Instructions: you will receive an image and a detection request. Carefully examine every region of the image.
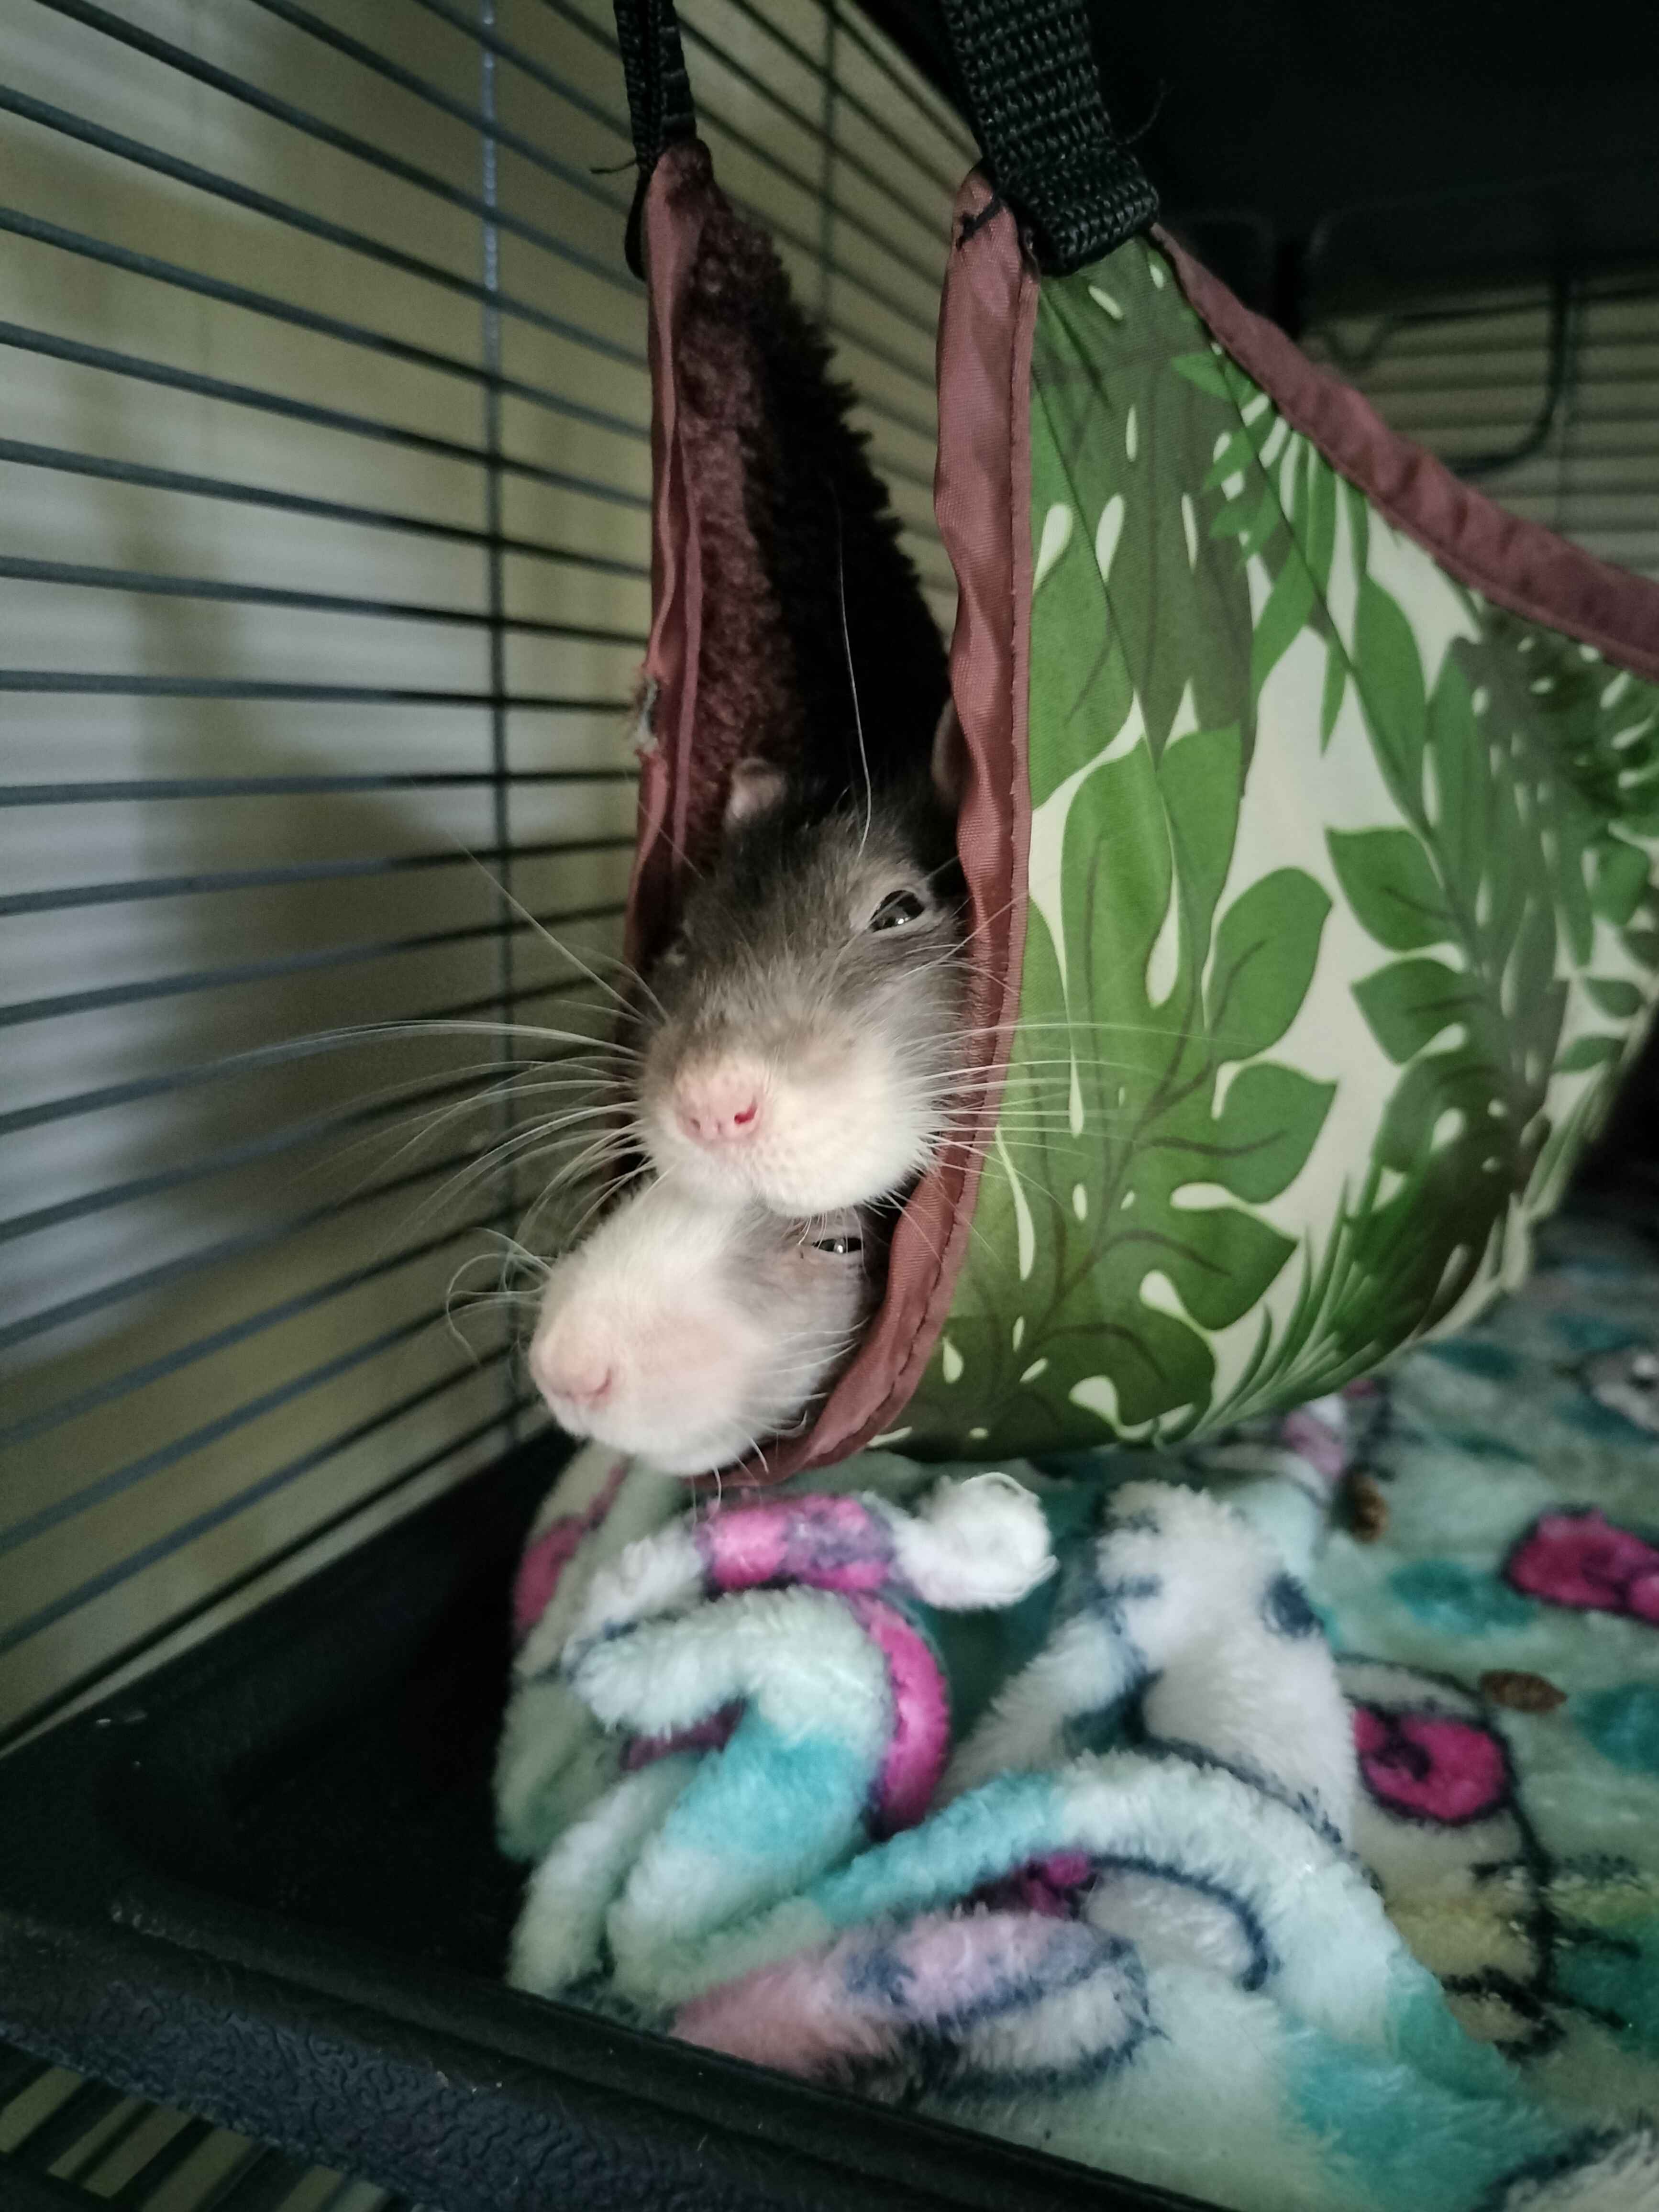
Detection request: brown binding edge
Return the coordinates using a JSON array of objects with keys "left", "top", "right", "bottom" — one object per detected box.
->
[
  {"left": 1157, "top": 227, "right": 1659, "bottom": 685},
  {"left": 624, "top": 142, "right": 712, "bottom": 976}
]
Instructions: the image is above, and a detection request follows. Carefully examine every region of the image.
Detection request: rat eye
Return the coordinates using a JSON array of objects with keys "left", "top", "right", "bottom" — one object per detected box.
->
[
  {"left": 811, "top": 1235, "right": 863, "bottom": 1255},
  {"left": 868, "top": 889, "right": 925, "bottom": 932}
]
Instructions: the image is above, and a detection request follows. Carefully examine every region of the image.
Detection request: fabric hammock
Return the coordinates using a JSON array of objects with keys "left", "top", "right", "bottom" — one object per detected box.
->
[{"left": 611, "top": 0, "right": 1659, "bottom": 1484}]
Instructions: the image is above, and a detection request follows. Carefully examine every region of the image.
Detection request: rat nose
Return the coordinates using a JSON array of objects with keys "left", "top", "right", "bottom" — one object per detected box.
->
[
  {"left": 533, "top": 1344, "right": 614, "bottom": 1414},
  {"left": 673, "top": 1064, "right": 765, "bottom": 1147}
]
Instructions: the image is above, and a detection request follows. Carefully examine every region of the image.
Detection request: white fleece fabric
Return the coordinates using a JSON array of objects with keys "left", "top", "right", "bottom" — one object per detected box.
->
[{"left": 497, "top": 1198, "right": 1659, "bottom": 2212}]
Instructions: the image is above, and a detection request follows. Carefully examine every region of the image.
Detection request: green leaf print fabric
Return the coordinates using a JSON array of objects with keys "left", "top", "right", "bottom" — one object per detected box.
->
[{"left": 897, "top": 238, "right": 1659, "bottom": 1460}]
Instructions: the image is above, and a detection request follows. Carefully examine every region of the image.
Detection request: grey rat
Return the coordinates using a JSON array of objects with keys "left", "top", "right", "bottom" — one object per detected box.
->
[
  {"left": 633, "top": 711, "right": 970, "bottom": 1218},
  {"left": 528, "top": 1175, "right": 883, "bottom": 1475}
]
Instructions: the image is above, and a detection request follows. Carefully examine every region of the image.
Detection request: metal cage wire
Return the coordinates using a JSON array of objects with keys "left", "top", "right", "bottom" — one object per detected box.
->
[
  {"left": 0, "top": 2040, "right": 409, "bottom": 2210},
  {"left": 0, "top": 0, "right": 971, "bottom": 1753},
  {"left": 1304, "top": 275, "right": 1659, "bottom": 580},
  {"left": 5, "top": 0, "right": 1655, "bottom": 1763}
]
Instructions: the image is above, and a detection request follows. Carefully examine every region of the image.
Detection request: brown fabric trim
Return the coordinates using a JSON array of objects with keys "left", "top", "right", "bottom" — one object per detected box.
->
[
  {"left": 1156, "top": 228, "right": 1659, "bottom": 685},
  {"left": 625, "top": 142, "right": 715, "bottom": 973},
  {"left": 747, "top": 178, "right": 1039, "bottom": 1484}
]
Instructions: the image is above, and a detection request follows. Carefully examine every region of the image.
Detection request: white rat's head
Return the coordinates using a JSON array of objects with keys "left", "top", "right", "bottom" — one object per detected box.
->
[
  {"left": 526, "top": 1178, "right": 879, "bottom": 1474},
  {"left": 635, "top": 745, "right": 967, "bottom": 1217}
]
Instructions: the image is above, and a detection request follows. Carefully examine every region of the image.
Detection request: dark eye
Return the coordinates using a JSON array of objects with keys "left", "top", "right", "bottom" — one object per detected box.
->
[
  {"left": 812, "top": 1235, "right": 863, "bottom": 1255},
  {"left": 868, "top": 889, "right": 925, "bottom": 932}
]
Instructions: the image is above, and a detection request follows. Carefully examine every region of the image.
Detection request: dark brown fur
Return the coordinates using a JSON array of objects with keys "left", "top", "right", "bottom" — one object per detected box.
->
[{"left": 668, "top": 149, "right": 950, "bottom": 877}]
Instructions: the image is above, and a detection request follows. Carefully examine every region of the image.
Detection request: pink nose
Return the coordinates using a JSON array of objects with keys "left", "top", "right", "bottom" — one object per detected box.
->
[
  {"left": 674, "top": 1067, "right": 764, "bottom": 1147},
  {"left": 539, "top": 1354, "right": 613, "bottom": 1412}
]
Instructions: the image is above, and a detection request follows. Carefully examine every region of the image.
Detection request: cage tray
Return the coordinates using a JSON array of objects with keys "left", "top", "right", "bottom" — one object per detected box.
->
[{"left": 0, "top": 1443, "right": 1197, "bottom": 2212}]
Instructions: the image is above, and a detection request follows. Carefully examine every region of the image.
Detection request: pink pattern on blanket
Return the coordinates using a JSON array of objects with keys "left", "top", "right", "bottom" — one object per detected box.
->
[
  {"left": 675, "top": 1911, "right": 1101, "bottom": 2077},
  {"left": 979, "top": 1850, "right": 1096, "bottom": 1918},
  {"left": 1505, "top": 1508, "right": 1659, "bottom": 1625},
  {"left": 511, "top": 1458, "right": 629, "bottom": 1644},
  {"left": 845, "top": 1594, "right": 951, "bottom": 1835},
  {"left": 687, "top": 1500, "right": 948, "bottom": 1834},
  {"left": 696, "top": 1494, "right": 894, "bottom": 1595},
  {"left": 1353, "top": 1705, "right": 1509, "bottom": 1825},
  {"left": 622, "top": 1702, "right": 742, "bottom": 1771},
  {"left": 1278, "top": 1405, "right": 1350, "bottom": 1482}
]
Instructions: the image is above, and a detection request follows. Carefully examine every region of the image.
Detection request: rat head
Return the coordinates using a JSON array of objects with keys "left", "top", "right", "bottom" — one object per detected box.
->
[
  {"left": 636, "top": 735, "right": 967, "bottom": 1217},
  {"left": 527, "top": 1178, "right": 880, "bottom": 1475}
]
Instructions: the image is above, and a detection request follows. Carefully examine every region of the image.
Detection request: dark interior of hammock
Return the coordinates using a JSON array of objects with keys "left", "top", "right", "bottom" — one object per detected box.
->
[{"left": 624, "top": 144, "right": 950, "bottom": 960}]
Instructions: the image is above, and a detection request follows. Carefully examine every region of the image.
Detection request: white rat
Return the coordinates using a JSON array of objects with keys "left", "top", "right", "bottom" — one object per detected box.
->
[
  {"left": 527, "top": 1175, "right": 881, "bottom": 1475},
  {"left": 633, "top": 717, "right": 969, "bottom": 1218}
]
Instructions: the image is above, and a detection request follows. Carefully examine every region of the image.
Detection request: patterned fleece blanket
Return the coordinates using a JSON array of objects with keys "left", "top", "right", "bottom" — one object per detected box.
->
[{"left": 496, "top": 1196, "right": 1659, "bottom": 2212}]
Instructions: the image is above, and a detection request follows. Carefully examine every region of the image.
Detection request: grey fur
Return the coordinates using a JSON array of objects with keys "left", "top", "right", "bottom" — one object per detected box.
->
[{"left": 635, "top": 777, "right": 968, "bottom": 1215}]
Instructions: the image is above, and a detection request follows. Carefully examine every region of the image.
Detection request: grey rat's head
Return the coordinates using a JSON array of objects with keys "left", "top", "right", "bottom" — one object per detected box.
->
[{"left": 636, "top": 762, "right": 967, "bottom": 1216}]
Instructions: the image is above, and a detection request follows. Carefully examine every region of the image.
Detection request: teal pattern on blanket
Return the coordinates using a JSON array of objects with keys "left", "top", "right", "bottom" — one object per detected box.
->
[
  {"left": 1314, "top": 1192, "right": 1659, "bottom": 2093},
  {"left": 1573, "top": 1681, "right": 1659, "bottom": 1775},
  {"left": 1286, "top": 2022, "right": 1564, "bottom": 2212},
  {"left": 498, "top": 1187, "right": 1659, "bottom": 2212},
  {"left": 498, "top": 1360, "right": 1659, "bottom": 2212},
  {"left": 900, "top": 235, "right": 1659, "bottom": 1457}
]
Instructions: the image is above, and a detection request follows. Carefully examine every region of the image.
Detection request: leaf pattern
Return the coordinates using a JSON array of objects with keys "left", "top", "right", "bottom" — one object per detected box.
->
[{"left": 895, "top": 236, "right": 1659, "bottom": 1460}]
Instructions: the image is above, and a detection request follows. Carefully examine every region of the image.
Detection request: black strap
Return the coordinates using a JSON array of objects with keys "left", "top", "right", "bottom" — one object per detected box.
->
[
  {"left": 609, "top": 0, "right": 1154, "bottom": 281},
  {"left": 613, "top": 0, "right": 697, "bottom": 276},
  {"left": 937, "top": 0, "right": 1157, "bottom": 273}
]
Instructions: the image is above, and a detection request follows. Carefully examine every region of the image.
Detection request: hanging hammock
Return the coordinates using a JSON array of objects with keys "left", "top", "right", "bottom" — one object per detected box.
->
[{"left": 611, "top": 0, "right": 1659, "bottom": 1483}]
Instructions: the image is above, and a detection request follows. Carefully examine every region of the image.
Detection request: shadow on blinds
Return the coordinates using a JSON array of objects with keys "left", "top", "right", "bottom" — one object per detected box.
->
[{"left": 0, "top": 0, "right": 965, "bottom": 1750}]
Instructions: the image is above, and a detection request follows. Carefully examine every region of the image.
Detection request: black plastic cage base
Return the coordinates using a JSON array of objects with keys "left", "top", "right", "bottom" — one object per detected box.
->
[{"left": 0, "top": 1444, "right": 1199, "bottom": 2212}]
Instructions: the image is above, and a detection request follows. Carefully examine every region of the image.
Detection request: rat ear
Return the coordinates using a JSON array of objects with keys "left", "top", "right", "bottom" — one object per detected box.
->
[
  {"left": 723, "top": 756, "right": 787, "bottom": 831},
  {"left": 930, "top": 697, "right": 968, "bottom": 816}
]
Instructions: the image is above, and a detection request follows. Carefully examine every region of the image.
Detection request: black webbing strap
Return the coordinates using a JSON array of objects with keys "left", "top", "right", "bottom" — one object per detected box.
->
[
  {"left": 936, "top": 0, "right": 1157, "bottom": 273},
  {"left": 609, "top": 0, "right": 1154, "bottom": 280},
  {"left": 613, "top": 0, "right": 697, "bottom": 275}
]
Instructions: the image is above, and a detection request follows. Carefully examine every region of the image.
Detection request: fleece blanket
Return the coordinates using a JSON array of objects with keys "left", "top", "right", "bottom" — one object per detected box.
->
[{"left": 496, "top": 1196, "right": 1659, "bottom": 2212}]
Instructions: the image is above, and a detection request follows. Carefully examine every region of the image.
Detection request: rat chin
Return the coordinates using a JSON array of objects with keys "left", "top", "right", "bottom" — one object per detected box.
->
[{"left": 554, "top": 1403, "right": 777, "bottom": 1478}]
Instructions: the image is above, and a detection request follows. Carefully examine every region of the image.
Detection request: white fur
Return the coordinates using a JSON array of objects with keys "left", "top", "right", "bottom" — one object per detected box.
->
[
  {"left": 527, "top": 1179, "right": 867, "bottom": 1474},
  {"left": 883, "top": 1474, "right": 1056, "bottom": 1609},
  {"left": 646, "top": 1035, "right": 933, "bottom": 1217}
]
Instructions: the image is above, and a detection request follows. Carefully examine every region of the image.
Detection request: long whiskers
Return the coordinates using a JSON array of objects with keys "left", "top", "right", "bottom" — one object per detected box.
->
[{"left": 830, "top": 483, "right": 874, "bottom": 858}]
